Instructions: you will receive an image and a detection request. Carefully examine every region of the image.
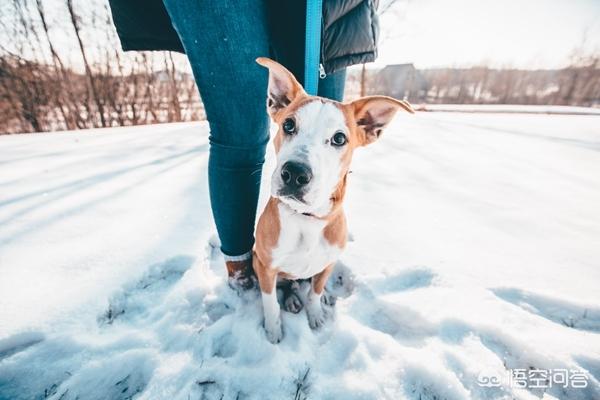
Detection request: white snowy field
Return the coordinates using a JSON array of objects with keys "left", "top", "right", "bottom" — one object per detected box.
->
[
  {"left": 0, "top": 112, "right": 599, "bottom": 400},
  {"left": 419, "top": 104, "right": 600, "bottom": 115}
]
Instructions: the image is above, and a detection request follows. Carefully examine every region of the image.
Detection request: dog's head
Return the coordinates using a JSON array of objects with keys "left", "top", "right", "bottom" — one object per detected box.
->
[{"left": 257, "top": 58, "right": 414, "bottom": 217}]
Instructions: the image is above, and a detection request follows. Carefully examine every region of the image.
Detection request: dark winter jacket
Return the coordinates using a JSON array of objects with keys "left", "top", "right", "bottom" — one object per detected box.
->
[{"left": 108, "top": 0, "right": 379, "bottom": 75}]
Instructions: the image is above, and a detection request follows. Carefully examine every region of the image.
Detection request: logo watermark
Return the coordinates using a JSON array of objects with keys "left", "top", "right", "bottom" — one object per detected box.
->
[{"left": 477, "top": 368, "right": 589, "bottom": 389}]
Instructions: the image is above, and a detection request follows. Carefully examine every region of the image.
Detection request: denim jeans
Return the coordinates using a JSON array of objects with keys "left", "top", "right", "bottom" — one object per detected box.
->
[{"left": 163, "top": 0, "right": 346, "bottom": 257}]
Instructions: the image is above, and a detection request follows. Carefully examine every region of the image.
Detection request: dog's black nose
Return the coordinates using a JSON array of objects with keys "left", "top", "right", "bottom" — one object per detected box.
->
[{"left": 281, "top": 161, "right": 312, "bottom": 188}]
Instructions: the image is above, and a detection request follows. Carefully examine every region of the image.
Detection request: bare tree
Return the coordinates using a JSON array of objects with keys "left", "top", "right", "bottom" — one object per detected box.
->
[{"left": 66, "top": 0, "right": 107, "bottom": 128}]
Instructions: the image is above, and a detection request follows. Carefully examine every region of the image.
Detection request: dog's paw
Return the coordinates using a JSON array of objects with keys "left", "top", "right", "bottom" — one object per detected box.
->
[
  {"left": 308, "top": 310, "right": 326, "bottom": 330},
  {"left": 307, "top": 303, "right": 326, "bottom": 330},
  {"left": 265, "top": 319, "right": 283, "bottom": 344},
  {"left": 321, "top": 291, "right": 337, "bottom": 307},
  {"left": 284, "top": 291, "right": 304, "bottom": 314}
]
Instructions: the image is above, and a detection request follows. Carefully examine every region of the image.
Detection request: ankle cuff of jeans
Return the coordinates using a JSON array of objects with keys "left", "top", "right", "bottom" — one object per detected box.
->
[{"left": 223, "top": 250, "right": 252, "bottom": 262}]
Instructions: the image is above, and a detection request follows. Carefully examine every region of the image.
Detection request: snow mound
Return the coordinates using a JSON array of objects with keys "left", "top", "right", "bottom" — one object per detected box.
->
[
  {"left": 1, "top": 246, "right": 599, "bottom": 399},
  {"left": 0, "top": 245, "right": 410, "bottom": 400}
]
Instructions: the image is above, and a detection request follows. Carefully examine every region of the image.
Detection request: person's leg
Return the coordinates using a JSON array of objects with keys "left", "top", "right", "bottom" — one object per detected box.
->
[
  {"left": 162, "top": 1, "right": 270, "bottom": 265},
  {"left": 317, "top": 69, "right": 347, "bottom": 101}
]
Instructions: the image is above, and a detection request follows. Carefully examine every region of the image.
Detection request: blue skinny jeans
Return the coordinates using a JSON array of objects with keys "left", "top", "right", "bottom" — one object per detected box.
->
[{"left": 163, "top": 0, "right": 346, "bottom": 257}]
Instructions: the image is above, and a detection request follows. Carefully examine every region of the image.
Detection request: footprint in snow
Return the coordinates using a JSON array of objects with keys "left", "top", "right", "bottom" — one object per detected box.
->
[
  {"left": 402, "top": 363, "right": 468, "bottom": 400},
  {"left": 0, "top": 331, "right": 45, "bottom": 361},
  {"left": 351, "top": 296, "right": 437, "bottom": 346},
  {"left": 491, "top": 287, "right": 600, "bottom": 333},
  {"left": 443, "top": 352, "right": 508, "bottom": 400},
  {"left": 98, "top": 255, "right": 195, "bottom": 325},
  {"left": 0, "top": 333, "right": 157, "bottom": 400},
  {"left": 574, "top": 355, "right": 600, "bottom": 385},
  {"left": 41, "top": 349, "right": 155, "bottom": 400},
  {"left": 348, "top": 267, "right": 437, "bottom": 345},
  {"left": 369, "top": 266, "right": 436, "bottom": 295},
  {"left": 439, "top": 320, "right": 600, "bottom": 400}
]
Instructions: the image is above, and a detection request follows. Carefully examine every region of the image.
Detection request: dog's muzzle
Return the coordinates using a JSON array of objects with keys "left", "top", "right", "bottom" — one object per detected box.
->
[{"left": 278, "top": 161, "right": 312, "bottom": 201}]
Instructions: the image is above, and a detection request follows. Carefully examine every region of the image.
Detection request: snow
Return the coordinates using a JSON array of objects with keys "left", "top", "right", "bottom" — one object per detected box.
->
[
  {"left": 1, "top": 112, "right": 600, "bottom": 399},
  {"left": 418, "top": 104, "right": 600, "bottom": 115}
]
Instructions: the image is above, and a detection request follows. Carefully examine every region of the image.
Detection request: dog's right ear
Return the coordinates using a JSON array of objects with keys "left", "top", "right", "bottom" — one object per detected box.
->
[{"left": 256, "top": 57, "right": 305, "bottom": 117}]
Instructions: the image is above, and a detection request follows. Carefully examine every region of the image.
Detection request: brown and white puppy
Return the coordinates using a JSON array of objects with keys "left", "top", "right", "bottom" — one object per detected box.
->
[{"left": 254, "top": 58, "right": 414, "bottom": 343}]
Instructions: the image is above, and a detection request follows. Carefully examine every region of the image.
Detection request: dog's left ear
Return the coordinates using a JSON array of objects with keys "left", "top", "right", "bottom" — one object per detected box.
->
[
  {"left": 256, "top": 57, "right": 305, "bottom": 117},
  {"left": 349, "top": 96, "right": 414, "bottom": 146}
]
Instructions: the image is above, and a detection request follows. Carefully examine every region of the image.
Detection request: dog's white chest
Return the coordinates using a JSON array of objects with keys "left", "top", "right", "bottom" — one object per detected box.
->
[{"left": 271, "top": 203, "right": 341, "bottom": 279}]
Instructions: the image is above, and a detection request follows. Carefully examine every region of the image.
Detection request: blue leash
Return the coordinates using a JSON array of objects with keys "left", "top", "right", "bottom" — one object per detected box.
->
[{"left": 304, "top": 0, "right": 323, "bottom": 95}]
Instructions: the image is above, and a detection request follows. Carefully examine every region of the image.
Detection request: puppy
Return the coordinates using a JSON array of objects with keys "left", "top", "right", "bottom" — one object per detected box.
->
[{"left": 254, "top": 58, "right": 414, "bottom": 343}]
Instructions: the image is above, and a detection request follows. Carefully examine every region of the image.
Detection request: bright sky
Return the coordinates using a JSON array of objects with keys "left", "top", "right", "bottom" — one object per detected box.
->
[
  {"left": 1, "top": 0, "right": 598, "bottom": 71},
  {"left": 376, "top": 0, "right": 600, "bottom": 69}
]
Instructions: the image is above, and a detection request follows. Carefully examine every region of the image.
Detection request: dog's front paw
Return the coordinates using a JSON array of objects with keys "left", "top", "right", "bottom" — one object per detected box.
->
[
  {"left": 306, "top": 303, "right": 326, "bottom": 330},
  {"left": 321, "top": 291, "right": 337, "bottom": 307},
  {"left": 265, "top": 319, "right": 283, "bottom": 344},
  {"left": 308, "top": 309, "right": 326, "bottom": 329}
]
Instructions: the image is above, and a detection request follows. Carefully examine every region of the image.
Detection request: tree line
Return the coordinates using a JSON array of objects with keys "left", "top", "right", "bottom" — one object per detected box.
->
[
  {"left": 0, "top": 0, "right": 202, "bottom": 134},
  {"left": 360, "top": 58, "right": 599, "bottom": 107},
  {"left": 421, "top": 62, "right": 600, "bottom": 106}
]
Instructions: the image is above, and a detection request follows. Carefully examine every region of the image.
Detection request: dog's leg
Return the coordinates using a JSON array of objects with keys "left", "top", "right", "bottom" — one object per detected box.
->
[
  {"left": 306, "top": 264, "right": 334, "bottom": 329},
  {"left": 262, "top": 280, "right": 282, "bottom": 343},
  {"left": 282, "top": 280, "right": 305, "bottom": 314},
  {"left": 254, "top": 256, "right": 282, "bottom": 343}
]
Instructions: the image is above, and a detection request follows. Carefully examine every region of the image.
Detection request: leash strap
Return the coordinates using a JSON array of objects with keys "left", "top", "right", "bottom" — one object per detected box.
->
[{"left": 304, "top": 0, "right": 323, "bottom": 95}]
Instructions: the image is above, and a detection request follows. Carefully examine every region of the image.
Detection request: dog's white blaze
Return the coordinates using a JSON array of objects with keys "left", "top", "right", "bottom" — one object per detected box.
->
[
  {"left": 271, "top": 202, "right": 342, "bottom": 279},
  {"left": 272, "top": 101, "right": 347, "bottom": 217}
]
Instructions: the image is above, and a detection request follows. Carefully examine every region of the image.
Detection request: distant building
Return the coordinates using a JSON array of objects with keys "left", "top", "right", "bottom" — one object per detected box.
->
[{"left": 368, "top": 64, "right": 428, "bottom": 101}]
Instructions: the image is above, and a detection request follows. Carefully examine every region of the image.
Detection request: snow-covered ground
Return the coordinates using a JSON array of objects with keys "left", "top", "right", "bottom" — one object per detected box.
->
[
  {"left": 1, "top": 112, "right": 599, "bottom": 400},
  {"left": 419, "top": 104, "right": 600, "bottom": 115}
]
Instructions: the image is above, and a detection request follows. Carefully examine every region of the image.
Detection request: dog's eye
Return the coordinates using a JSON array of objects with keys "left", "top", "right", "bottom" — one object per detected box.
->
[
  {"left": 282, "top": 118, "right": 296, "bottom": 135},
  {"left": 331, "top": 131, "right": 347, "bottom": 146}
]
